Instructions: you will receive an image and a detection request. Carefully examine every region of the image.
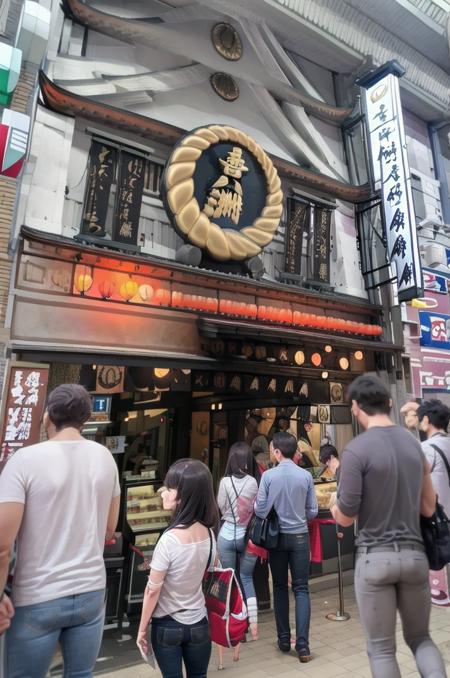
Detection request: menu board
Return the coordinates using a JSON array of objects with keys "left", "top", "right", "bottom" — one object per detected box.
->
[{"left": 0, "top": 362, "right": 49, "bottom": 470}]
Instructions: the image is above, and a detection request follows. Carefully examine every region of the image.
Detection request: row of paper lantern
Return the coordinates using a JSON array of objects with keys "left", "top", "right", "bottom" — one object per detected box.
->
[{"left": 74, "top": 273, "right": 382, "bottom": 336}]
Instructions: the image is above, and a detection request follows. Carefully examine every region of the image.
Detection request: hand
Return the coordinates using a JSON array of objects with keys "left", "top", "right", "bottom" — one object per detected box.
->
[
  {"left": 137, "top": 627, "right": 148, "bottom": 657},
  {"left": 0, "top": 593, "right": 14, "bottom": 635},
  {"left": 328, "top": 492, "right": 337, "bottom": 510}
]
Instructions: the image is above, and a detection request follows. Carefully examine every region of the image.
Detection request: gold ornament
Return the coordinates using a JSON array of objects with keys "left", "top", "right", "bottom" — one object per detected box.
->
[
  {"left": 163, "top": 125, "right": 283, "bottom": 261},
  {"left": 211, "top": 23, "right": 243, "bottom": 61}
]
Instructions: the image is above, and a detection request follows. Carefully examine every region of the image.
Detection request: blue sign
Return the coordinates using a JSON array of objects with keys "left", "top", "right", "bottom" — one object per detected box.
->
[
  {"left": 423, "top": 270, "right": 448, "bottom": 294},
  {"left": 92, "top": 395, "right": 111, "bottom": 414},
  {"left": 420, "top": 311, "right": 450, "bottom": 350}
]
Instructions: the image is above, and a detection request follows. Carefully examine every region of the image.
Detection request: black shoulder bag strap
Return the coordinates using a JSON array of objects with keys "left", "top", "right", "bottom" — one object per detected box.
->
[{"left": 430, "top": 442, "right": 450, "bottom": 486}]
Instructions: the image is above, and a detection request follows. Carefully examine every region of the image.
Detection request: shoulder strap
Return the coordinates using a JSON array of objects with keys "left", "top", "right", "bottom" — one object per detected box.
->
[
  {"left": 206, "top": 528, "right": 213, "bottom": 571},
  {"left": 430, "top": 443, "right": 450, "bottom": 486}
]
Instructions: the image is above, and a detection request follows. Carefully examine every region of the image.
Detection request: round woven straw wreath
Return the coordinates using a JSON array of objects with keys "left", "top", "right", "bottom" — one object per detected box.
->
[{"left": 164, "top": 125, "right": 283, "bottom": 261}]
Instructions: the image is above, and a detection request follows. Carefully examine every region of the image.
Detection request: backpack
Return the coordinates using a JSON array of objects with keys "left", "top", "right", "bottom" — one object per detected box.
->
[{"left": 203, "top": 530, "right": 249, "bottom": 647}]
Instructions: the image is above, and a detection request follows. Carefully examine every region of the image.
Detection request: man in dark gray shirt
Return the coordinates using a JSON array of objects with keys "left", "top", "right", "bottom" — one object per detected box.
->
[
  {"left": 255, "top": 432, "right": 317, "bottom": 663},
  {"left": 331, "top": 374, "right": 445, "bottom": 678}
]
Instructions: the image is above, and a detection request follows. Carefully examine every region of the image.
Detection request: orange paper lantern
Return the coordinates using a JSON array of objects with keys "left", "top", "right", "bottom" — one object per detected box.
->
[
  {"left": 98, "top": 279, "right": 114, "bottom": 299},
  {"left": 155, "top": 288, "right": 170, "bottom": 306}
]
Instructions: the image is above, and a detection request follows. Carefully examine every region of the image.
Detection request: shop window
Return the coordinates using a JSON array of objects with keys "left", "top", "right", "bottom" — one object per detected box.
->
[
  {"left": 144, "top": 160, "right": 163, "bottom": 196},
  {"left": 80, "top": 137, "right": 163, "bottom": 247}
]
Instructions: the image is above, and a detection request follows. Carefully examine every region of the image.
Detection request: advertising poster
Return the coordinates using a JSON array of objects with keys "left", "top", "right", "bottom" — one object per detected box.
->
[{"left": 0, "top": 362, "right": 49, "bottom": 469}]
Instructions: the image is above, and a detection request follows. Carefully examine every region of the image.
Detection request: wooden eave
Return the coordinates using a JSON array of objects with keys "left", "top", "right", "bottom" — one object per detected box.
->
[{"left": 39, "top": 71, "right": 372, "bottom": 204}]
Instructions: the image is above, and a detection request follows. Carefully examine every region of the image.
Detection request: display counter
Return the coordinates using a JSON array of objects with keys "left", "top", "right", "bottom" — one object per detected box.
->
[
  {"left": 309, "top": 474, "right": 355, "bottom": 577},
  {"left": 121, "top": 479, "right": 171, "bottom": 617}
]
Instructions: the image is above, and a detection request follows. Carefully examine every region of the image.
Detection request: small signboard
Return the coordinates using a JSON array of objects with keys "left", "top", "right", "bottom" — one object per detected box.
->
[{"left": 0, "top": 362, "right": 49, "bottom": 469}]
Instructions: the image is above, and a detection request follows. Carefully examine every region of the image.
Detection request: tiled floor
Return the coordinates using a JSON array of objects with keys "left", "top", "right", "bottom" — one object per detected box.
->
[{"left": 50, "top": 584, "right": 450, "bottom": 677}]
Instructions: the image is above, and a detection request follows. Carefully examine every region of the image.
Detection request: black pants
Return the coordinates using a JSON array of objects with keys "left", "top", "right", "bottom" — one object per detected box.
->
[{"left": 269, "top": 532, "right": 311, "bottom": 652}]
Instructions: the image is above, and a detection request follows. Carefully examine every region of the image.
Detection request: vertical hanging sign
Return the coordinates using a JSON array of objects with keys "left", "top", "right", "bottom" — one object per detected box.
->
[
  {"left": 313, "top": 207, "right": 332, "bottom": 283},
  {"left": 358, "top": 60, "right": 423, "bottom": 303},
  {"left": 81, "top": 141, "right": 117, "bottom": 237},
  {"left": 0, "top": 362, "right": 49, "bottom": 470},
  {"left": 112, "top": 151, "right": 145, "bottom": 246},
  {"left": 284, "top": 199, "right": 310, "bottom": 275}
]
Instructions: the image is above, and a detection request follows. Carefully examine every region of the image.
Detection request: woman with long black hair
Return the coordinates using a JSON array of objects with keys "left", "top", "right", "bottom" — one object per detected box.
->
[
  {"left": 137, "top": 458, "right": 219, "bottom": 678},
  {"left": 217, "top": 442, "right": 259, "bottom": 640}
]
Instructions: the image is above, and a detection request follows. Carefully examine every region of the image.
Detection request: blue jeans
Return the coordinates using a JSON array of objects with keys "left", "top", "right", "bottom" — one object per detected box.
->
[
  {"left": 269, "top": 532, "right": 310, "bottom": 652},
  {"left": 151, "top": 616, "right": 211, "bottom": 678},
  {"left": 217, "top": 532, "right": 258, "bottom": 619},
  {"left": 6, "top": 589, "right": 105, "bottom": 678}
]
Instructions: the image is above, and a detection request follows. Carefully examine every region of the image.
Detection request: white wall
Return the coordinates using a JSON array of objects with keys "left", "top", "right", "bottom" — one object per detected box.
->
[{"left": 19, "top": 106, "right": 74, "bottom": 235}]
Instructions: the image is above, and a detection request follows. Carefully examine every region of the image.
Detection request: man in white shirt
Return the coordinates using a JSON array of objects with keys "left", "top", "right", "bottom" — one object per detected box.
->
[
  {"left": 418, "top": 399, "right": 450, "bottom": 516},
  {"left": 0, "top": 383, "right": 121, "bottom": 678}
]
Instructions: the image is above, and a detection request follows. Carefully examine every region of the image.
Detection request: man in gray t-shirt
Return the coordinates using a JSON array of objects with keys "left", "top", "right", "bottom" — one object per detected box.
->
[{"left": 331, "top": 375, "right": 445, "bottom": 678}]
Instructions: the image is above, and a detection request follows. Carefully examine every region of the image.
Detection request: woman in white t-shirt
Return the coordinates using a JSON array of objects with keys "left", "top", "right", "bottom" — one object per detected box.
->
[
  {"left": 137, "top": 459, "right": 219, "bottom": 678},
  {"left": 217, "top": 442, "right": 259, "bottom": 640}
]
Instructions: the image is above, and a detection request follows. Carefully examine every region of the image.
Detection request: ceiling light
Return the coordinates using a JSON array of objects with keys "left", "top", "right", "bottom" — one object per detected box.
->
[
  {"left": 154, "top": 368, "right": 170, "bottom": 379},
  {"left": 321, "top": 371, "right": 329, "bottom": 379},
  {"left": 354, "top": 350, "right": 364, "bottom": 361},
  {"left": 294, "top": 350, "right": 305, "bottom": 366},
  {"left": 339, "top": 357, "right": 350, "bottom": 370},
  {"left": 324, "top": 345, "right": 332, "bottom": 353}
]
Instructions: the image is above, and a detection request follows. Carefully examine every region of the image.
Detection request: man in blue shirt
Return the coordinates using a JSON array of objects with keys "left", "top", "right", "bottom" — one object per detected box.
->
[{"left": 255, "top": 431, "right": 318, "bottom": 662}]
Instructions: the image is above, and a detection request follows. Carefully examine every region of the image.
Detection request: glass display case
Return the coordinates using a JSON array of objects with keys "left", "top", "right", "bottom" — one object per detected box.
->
[
  {"left": 121, "top": 479, "right": 171, "bottom": 617},
  {"left": 314, "top": 479, "right": 337, "bottom": 513}
]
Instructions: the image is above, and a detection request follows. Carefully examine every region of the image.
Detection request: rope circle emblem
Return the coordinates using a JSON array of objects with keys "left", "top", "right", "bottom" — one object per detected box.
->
[{"left": 162, "top": 125, "right": 283, "bottom": 261}]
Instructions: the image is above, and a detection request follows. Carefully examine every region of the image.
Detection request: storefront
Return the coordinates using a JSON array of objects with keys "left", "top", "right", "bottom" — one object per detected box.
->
[{"left": 0, "top": 222, "right": 399, "bottom": 622}]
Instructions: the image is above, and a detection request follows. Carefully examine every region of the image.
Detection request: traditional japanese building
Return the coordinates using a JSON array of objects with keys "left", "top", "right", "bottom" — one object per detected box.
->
[
  {"left": 1, "top": 0, "right": 450, "bottom": 626},
  {"left": 4, "top": 0, "right": 450, "bottom": 459}
]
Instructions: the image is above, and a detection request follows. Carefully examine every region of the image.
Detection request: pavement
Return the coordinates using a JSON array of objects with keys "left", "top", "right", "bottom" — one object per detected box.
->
[{"left": 49, "top": 582, "right": 450, "bottom": 678}]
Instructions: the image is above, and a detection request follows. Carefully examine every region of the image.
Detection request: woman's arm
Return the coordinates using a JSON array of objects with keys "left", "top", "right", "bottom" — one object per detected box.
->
[
  {"left": 217, "top": 478, "right": 228, "bottom": 515},
  {"left": 421, "top": 459, "right": 437, "bottom": 518},
  {"left": 137, "top": 568, "right": 166, "bottom": 654}
]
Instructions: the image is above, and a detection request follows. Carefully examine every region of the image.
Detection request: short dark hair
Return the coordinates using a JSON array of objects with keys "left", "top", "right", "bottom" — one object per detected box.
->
[
  {"left": 46, "top": 384, "right": 92, "bottom": 430},
  {"left": 164, "top": 458, "right": 219, "bottom": 531},
  {"left": 348, "top": 374, "right": 391, "bottom": 415},
  {"left": 417, "top": 399, "right": 450, "bottom": 432},
  {"left": 272, "top": 431, "right": 297, "bottom": 459},
  {"left": 225, "top": 442, "right": 254, "bottom": 478},
  {"left": 319, "top": 443, "right": 339, "bottom": 465}
]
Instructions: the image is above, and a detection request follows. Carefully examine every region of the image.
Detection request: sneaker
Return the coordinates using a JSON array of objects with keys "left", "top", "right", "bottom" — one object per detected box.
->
[
  {"left": 278, "top": 640, "right": 291, "bottom": 653},
  {"left": 297, "top": 647, "right": 312, "bottom": 663}
]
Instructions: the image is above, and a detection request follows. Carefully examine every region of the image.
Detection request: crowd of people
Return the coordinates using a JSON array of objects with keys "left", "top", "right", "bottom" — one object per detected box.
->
[{"left": 0, "top": 376, "right": 449, "bottom": 677}]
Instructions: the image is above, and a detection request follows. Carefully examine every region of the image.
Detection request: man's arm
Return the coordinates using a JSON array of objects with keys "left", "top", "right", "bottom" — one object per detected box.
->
[
  {"left": 421, "top": 458, "right": 436, "bottom": 517},
  {"left": 0, "top": 503, "right": 24, "bottom": 595},
  {"left": 333, "top": 448, "right": 362, "bottom": 528},
  {"left": 254, "top": 474, "right": 269, "bottom": 518},
  {"left": 106, "top": 495, "right": 120, "bottom": 541},
  {"left": 305, "top": 476, "right": 318, "bottom": 520},
  {"left": 330, "top": 499, "right": 356, "bottom": 527}
]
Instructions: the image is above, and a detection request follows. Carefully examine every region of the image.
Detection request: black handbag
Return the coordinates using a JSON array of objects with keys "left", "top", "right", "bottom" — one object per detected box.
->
[
  {"left": 420, "top": 501, "right": 450, "bottom": 570},
  {"left": 247, "top": 508, "right": 279, "bottom": 550}
]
